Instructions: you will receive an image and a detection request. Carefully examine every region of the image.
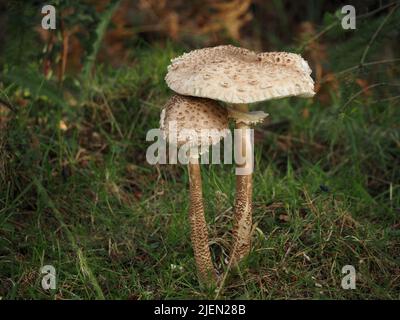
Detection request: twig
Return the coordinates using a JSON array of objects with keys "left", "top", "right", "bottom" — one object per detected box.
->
[
  {"left": 82, "top": 0, "right": 121, "bottom": 83},
  {"left": 298, "top": 2, "right": 399, "bottom": 52},
  {"left": 58, "top": 10, "right": 69, "bottom": 86},
  {"left": 319, "top": 2, "right": 399, "bottom": 84},
  {"left": 101, "top": 92, "right": 124, "bottom": 138},
  {"left": 360, "top": 4, "right": 398, "bottom": 65},
  {"left": 322, "top": 58, "right": 400, "bottom": 83},
  {"left": 0, "top": 97, "right": 16, "bottom": 113},
  {"left": 370, "top": 94, "right": 400, "bottom": 103},
  {"left": 342, "top": 82, "right": 400, "bottom": 110},
  {"left": 214, "top": 235, "right": 240, "bottom": 299},
  {"left": 298, "top": 21, "right": 337, "bottom": 52}
]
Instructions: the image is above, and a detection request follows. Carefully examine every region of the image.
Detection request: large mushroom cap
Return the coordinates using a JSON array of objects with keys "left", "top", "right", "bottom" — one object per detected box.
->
[
  {"left": 160, "top": 94, "right": 229, "bottom": 148},
  {"left": 165, "top": 45, "right": 315, "bottom": 104}
]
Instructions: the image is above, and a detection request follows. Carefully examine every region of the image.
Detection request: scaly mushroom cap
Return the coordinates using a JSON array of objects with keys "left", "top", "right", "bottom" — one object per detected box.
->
[
  {"left": 165, "top": 45, "right": 315, "bottom": 104},
  {"left": 160, "top": 94, "right": 229, "bottom": 148}
]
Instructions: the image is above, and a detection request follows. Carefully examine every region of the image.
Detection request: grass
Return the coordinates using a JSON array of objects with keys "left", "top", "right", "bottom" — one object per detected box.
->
[{"left": 1, "top": 36, "right": 399, "bottom": 299}]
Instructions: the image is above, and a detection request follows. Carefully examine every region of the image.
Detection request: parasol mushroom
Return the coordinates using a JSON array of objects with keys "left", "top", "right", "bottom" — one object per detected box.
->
[
  {"left": 160, "top": 94, "right": 229, "bottom": 284},
  {"left": 165, "top": 45, "right": 315, "bottom": 264}
]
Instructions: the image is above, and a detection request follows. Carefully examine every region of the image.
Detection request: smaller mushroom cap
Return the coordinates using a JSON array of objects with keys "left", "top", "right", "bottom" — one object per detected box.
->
[
  {"left": 165, "top": 45, "right": 315, "bottom": 104},
  {"left": 160, "top": 94, "right": 229, "bottom": 149}
]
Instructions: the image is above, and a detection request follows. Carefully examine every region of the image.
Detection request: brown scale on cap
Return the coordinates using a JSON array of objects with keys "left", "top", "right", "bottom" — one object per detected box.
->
[
  {"left": 257, "top": 52, "right": 312, "bottom": 74},
  {"left": 165, "top": 45, "right": 315, "bottom": 104}
]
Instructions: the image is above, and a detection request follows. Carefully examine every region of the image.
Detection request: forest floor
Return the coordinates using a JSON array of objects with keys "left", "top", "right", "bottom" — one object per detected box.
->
[{"left": 0, "top": 42, "right": 399, "bottom": 299}]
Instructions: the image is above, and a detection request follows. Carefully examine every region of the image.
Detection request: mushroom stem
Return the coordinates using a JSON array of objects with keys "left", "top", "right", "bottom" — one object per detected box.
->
[
  {"left": 188, "top": 157, "right": 216, "bottom": 285},
  {"left": 230, "top": 104, "right": 253, "bottom": 264}
]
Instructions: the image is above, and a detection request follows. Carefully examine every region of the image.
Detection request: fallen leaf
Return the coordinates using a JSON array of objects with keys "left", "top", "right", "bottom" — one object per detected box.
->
[
  {"left": 59, "top": 120, "right": 68, "bottom": 131},
  {"left": 279, "top": 214, "right": 290, "bottom": 222}
]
